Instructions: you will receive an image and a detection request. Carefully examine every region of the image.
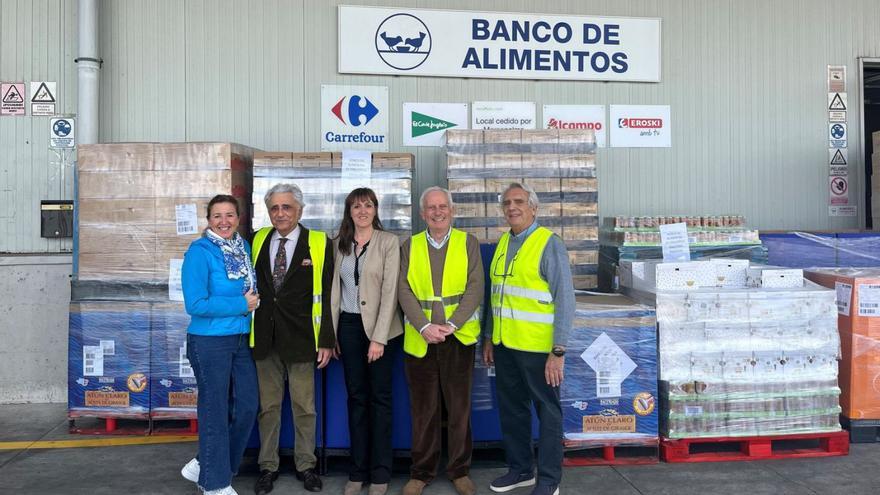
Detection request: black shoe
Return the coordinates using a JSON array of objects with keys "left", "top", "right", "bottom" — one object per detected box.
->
[
  {"left": 296, "top": 468, "right": 323, "bottom": 492},
  {"left": 254, "top": 470, "right": 279, "bottom": 495}
]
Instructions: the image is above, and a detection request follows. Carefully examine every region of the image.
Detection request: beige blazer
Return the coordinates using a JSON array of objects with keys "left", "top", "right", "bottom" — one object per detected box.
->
[{"left": 330, "top": 229, "right": 403, "bottom": 344}]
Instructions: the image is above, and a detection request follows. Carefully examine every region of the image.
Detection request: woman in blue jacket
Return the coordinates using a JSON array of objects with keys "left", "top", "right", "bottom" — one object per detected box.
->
[{"left": 180, "top": 194, "right": 260, "bottom": 495}]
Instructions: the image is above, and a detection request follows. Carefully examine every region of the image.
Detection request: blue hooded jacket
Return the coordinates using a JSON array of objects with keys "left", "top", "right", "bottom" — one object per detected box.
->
[{"left": 182, "top": 236, "right": 252, "bottom": 336}]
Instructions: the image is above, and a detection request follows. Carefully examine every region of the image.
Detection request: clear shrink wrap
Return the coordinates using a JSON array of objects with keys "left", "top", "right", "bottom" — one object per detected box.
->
[
  {"left": 651, "top": 281, "right": 842, "bottom": 438},
  {"left": 76, "top": 142, "right": 255, "bottom": 283},
  {"left": 445, "top": 129, "right": 598, "bottom": 289},
  {"left": 252, "top": 152, "right": 413, "bottom": 238}
]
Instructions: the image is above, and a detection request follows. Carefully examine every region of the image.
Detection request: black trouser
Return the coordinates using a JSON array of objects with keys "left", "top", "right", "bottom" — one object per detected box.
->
[
  {"left": 495, "top": 343, "right": 563, "bottom": 487},
  {"left": 338, "top": 312, "right": 398, "bottom": 484}
]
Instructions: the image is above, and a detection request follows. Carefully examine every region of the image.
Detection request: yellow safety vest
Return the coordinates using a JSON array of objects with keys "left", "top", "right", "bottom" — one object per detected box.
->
[
  {"left": 250, "top": 226, "right": 326, "bottom": 351},
  {"left": 489, "top": 226, "right": 555, "bottom": 353},
  {"left": 403, "top": 229, "right": 481, "bottom": 358}
]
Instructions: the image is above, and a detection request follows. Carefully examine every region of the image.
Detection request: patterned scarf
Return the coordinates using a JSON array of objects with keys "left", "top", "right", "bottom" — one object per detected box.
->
[{"left": 204, "top": 228, "right": 257, "bottom": 294}]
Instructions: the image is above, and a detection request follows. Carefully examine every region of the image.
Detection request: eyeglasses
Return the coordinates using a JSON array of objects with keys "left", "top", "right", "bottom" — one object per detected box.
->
[{"left": 492, "top": 251, "right": 518, "bottom": 278}]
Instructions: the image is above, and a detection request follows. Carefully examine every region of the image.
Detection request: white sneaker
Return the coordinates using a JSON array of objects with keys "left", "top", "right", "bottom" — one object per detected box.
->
[
  {"left": 203, "top": 486, "right": 238, "bottom": 495},
  {"left": 181, "top": 457, "right": 200, "bottom": 483}
]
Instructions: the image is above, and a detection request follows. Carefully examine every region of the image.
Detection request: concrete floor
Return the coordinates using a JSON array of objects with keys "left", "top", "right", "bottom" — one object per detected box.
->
[{"left": 1, "top": 403, "right": 879, "bottom": 494}]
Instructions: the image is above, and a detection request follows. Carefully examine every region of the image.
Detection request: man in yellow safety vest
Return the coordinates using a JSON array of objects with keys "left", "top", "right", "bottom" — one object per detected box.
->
[
  {"left": 483, "top": 183, "right": 575, "bottom": 495},
  {"left": 250, "top": 183, "right": 335, "bottom": 495},
  {"left": 398, "top": 187, "right": 484, "bottom": 495}
]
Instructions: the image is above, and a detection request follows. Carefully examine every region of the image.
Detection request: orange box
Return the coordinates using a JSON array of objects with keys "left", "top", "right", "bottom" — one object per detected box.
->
[{"left": 805, "top": 268, "right": 880, "bottom": 419}]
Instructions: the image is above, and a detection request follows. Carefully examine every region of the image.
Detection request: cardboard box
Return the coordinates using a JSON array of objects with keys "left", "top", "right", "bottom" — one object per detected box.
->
[
  {"left": 447, "top": 154, "right": 483, "bottom": 169},
  {"left": 373, "top": 153, "right": 413, "bottom": 169},
  {"left": 562, "top": 226, "right": 598, "bottom": 241},
  {"left": 559, "top": 154, "right": 596, "bottom": 169},
  {"left": 562, "top": 178, "right": 598, "bottom": 192},
  {"left": 459, "top": 227, "right": 488, "bottom": 241},
  {"left": 747, "top": 267, "right": 804, "bottom": 288},
  {"left": 656, "top": 261, "right": 716, "bottom": 290},
  {"left": 805, "top": 268, "right": 880, "bottom": 419},
  {"left": 561, "top": 202, "right": 599, "bottom": 216},
  {"left": 484, "top": 153, "right": 522, "bottom": 169},
  {"left": 523, "top": 178, "right": 560, "bottom": 193},
  {"left": 710, "top": 258, "right": 750, "bottom": 288},
  {"left": 77, "top": 143, "right": 156, "bottom": 171},
  {"left": 454, "top": 203, "right": 486, "bottom": 218},
  {"left": 290, "top": 152, "right": 332, "bottom": 168},
  {"left": 445, "top": 129, "right": 483, "bottom": 145},
  {"left": 569, "top": 250, "right": 599, "bottom": 265}
]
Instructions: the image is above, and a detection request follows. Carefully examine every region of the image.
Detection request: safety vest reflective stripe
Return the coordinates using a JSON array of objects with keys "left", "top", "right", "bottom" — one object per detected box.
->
[
  {"left": 491, "top": 306, "right": 555, "bottom": 325},
  {"left": 414, "top": 294, "right": 463, "bottom": 309},
  {"left": 490, "top": 284, "right": 552, "bottom": 303}
]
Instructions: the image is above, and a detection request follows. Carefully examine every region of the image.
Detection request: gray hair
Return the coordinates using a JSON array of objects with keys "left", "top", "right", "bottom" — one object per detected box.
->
[
  {"left": 419, "top": 186, "right": 454, "bottom": 210},
  {"left": 500, "top": 182, "right": 539, "bottom": 209},
  {"left": 264, "top": 183, "right": 305, "bottom": 209}
]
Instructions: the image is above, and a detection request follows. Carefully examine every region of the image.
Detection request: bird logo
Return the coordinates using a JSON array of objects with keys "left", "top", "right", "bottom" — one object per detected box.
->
[{"left": 374, "top": 13, "right": 432, "bottom": 71}]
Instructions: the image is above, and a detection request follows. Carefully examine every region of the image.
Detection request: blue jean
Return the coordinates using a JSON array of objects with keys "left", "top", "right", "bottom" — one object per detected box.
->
[
  {"left": 187, "top": 332, "right": 259, "bottom": 491},
  {"left": 494, "top": 344, "right": 563, "bottom": 487}
]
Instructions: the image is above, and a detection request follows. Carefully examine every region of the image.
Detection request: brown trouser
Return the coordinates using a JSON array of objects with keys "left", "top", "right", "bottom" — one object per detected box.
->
[
  {"left": 404, "top": 337, "right": 475, "bottom": 482},
  {"left": 255, "top": 349, "right": 317, "bottom": 473}
]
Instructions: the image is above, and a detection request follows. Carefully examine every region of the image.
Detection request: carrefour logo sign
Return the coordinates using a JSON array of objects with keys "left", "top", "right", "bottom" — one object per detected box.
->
[
  {"left": 331, "top": 96, "right": 379, "bottom": 126},
  {"left": 321, "top": 85, "right": 389, "bottom": 151}
]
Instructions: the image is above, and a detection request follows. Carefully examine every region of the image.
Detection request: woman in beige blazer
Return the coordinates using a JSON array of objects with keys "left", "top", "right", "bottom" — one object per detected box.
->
[{"left": 330, "top": 187, "right": 403, "bottom": 495}]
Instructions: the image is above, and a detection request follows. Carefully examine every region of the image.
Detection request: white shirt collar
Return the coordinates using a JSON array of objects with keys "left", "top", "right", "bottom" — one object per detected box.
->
[
  {"left": 272, "top": 225, "right": 301, "bottom": 243},
  {"left": 426, "top": 227, "right": 452, "bottom": 250}
]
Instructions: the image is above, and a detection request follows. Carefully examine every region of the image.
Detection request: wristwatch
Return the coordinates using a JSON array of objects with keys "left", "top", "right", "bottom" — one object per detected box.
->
[{"left": 551, "top": 346, "right": 566, "bottom": 357}]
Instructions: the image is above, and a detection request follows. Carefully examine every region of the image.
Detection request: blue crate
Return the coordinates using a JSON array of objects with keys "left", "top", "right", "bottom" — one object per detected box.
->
[
  {"left": 68, "top": 302, "right": 151, "bottom": 418},
  {"left": 323, "top": 342, "right": 411, "bottom": 450}
]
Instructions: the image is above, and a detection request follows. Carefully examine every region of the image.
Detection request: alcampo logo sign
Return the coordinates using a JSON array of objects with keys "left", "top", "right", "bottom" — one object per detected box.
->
[
  {"left": 411, "top": 111, "right": 457, "bottom": 137},
  {"left": 547, "top": 118, "right": 602, "bottom": 130}
]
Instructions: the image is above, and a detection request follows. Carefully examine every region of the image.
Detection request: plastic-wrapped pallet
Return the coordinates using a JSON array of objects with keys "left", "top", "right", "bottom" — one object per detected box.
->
[
  {"left": 68, "top": 302, "right": 152, "bottom": 418},
  {"left": 150, "top": 302, "right": 197, "bottom": 419},
  {"left": 652, "top": 281, "right": 841, "bottom": 438},
  {"left": 252, "top": 152, "right": 413, "bottom": 237},
  {"left": 445, "top": 129, "right": 598, "bottom": 289},
  {"left": 76, "top": 142, "right": 255, "bottom": 283},
  {"left": 562, "top": 294, "right": 658, "bottom": 446},
  {"left": 760, "top": 231, "right": 880, "bottom": 268}
]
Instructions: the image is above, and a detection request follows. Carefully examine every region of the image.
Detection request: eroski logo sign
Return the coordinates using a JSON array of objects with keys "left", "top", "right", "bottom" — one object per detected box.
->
[
  {"left": 332, "top": 95, "right": 379, "bottom": 126},
  {"left": 618, "top": 118, "right": 662, "bottom": 128}
]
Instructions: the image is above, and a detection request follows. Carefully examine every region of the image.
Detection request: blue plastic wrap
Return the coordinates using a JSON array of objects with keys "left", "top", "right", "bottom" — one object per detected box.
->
[
  {"left": 150, "top": 302, "right": 197, "bottom": 419},
  {"left": 561, "top": 294, "right": 658, "bottom": 446},
  {"left": 760, "top": 232, "right": 880, "bottom": 268},
  {"left": 68, "top": 302, "right": 151, "bottom": 418}
]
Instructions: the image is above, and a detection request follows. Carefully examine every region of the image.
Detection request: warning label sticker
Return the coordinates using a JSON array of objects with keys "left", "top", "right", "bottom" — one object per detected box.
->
[{"left": 1, "top": 82, "right": 25, "bottom": 115}]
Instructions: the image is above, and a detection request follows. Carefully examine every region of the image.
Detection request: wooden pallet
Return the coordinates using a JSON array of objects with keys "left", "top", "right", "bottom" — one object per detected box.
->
[
  {"left": 840, "top": 417, "right": 880, "bottom": 443},
  {"left": 150, "top": 417, "right": 199, "bottom": 436},
  {"left": 563, "top": 438, "right": 659, "bottom": 466},
  {"left": 661, "top": 431, "right": 849, "bottom": 463}
]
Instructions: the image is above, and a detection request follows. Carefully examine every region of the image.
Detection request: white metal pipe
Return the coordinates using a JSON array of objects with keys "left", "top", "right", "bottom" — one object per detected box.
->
[{"left": 76, "top": 0, "right": 100, "bottom": 144}]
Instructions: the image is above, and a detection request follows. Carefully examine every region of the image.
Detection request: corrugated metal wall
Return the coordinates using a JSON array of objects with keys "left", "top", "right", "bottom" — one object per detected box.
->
[
  {"left": 0, "top": 0, "right": 77, "bottom": 253},
  {"left": 4, "top": 0, "right": 880, "bottom": 252}
]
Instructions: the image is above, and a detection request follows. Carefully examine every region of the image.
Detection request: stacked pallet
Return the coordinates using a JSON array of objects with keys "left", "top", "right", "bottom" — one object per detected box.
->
[
  {"left": 873, "top": 131, "right": 880, "bottom": 223},
  {"left": 445, "top": 129, "right": 598, "bottom": 289},
  {"left": 562, "top": 295, "right": 658, "bottom": 465},
  {"left": 70, "top": 143, "right": 256, "bottom": 426},
  {"left": 251, "top": 152, "right": 413, "bottom": 237},
  {"left": 620, "top": 262, "right": 842, "bottom": 439}
]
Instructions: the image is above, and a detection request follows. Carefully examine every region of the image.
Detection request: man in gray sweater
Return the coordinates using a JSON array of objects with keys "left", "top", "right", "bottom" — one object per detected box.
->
[{"left": 483, "top": 182, "right": 575, "bottom": 495}]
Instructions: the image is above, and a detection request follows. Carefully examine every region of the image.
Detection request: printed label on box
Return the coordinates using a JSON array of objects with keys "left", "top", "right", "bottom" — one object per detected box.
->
[
  {"left": 835, "top": 282, "right": 852, "bottom": 316},
  {"left": 168, "top": 391, "right": 198, "bottom": 408},
  {"left": 99, "top": 339, "right": 115, "bottom": 356},
  {"left": 582, "top": 415, "right": 636, "bottom": 433},
  {"left": 84, "top": 391, "right": 129, "bottom": 407},
  {"left": 83, "top": 345, "right": 104, "bottom": 376},
  {"left": 175, "top": 203, "right": 198, "bottom": 235},
  {"left": 581, "top": 333, "right": 637, "bottom": 398},
  {"left": 179, "top": 345, "right": 194, "bottom": 378},
  {"left": 857, "top": 284, "right": 880, "bottom": 317},
  {"left": 684, "top": 405, "right": 703, "bottom": 416}
]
